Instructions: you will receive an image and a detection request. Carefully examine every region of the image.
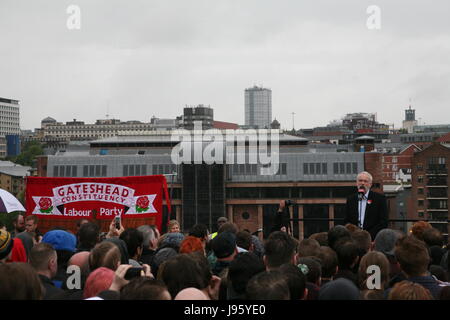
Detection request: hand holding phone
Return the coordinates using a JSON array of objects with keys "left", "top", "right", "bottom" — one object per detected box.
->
[
  {"left": 124, "top": 267, "right": 143, "bottom": 280},
  {"left": 114, "top": 215, "right": 121, "bottom": 230}
]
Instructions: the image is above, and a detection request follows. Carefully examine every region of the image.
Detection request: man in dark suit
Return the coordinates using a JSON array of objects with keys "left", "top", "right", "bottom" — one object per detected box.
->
[{"left": 343, "top": 171, "right": 388, "bottom": 240}]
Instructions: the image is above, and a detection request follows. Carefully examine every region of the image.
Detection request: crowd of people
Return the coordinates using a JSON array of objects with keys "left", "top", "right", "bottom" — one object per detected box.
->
[{"left": 0, "top": 213, "right": 449, "bottom": 300}]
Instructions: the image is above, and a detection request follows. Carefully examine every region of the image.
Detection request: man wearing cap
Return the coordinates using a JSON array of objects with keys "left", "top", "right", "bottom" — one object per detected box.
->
[
  {"left": 0, "top": 229, "right": 14, "bottom": 262},
  {"left": 374, "top": 229, "right": 405, "bottom": 284},
  {"left": 42, "top": 230, "right": 77, "bottom": 288},
  {"left": 210, "top": 231, "right": 237, "bottom": 276},
  {"left": 210, "top": 217, "right": 228, "bottom": 240},
  {"left": 343, "top": 171, "right": 388, "bottom": 240}
]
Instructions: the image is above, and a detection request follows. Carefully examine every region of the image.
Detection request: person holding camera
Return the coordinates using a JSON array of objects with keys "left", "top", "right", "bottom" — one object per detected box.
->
[{"left": 270, "top": 200, "right": 293, "bottom": 235}]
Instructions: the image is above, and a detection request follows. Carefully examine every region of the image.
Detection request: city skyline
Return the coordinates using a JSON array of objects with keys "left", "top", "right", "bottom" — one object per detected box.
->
[{"left": 1, "top": 0, "right": 450, "bottom": 131}]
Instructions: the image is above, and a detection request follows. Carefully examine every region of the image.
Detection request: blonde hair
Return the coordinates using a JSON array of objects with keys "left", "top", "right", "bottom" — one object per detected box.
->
[{"left": 168, "top": 220, "right": 180, "bottom": 228}]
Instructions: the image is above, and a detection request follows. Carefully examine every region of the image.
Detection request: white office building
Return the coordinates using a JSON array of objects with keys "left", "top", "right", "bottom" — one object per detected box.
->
[
  {"left": 245, "top": 86, "right": 272, "bottom": 129},
  {"left": 0, "top": 97, "right": 20, "bottom": 136}
]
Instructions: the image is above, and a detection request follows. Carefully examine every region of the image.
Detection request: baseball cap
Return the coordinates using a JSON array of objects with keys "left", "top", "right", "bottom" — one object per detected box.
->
[{"left": 42, "top": 230, "right": 77, "bottom": 252}]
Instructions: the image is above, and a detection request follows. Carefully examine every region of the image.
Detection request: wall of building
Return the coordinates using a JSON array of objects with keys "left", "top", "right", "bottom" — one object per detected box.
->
[
  {"left": 363, "top": 152, "right": 384, "bottom": 192},
  {"left": 411, "top": 143, "right": 450, "bottom": 235},
  {"left": 0, "top": 98, "right": 20, "bottom": 136},
  {"left": 6, "top": 135, "right": 20, "bottom": 157},
  {"left": 0, "top": 173, "right": 24, "bottom": 197}
]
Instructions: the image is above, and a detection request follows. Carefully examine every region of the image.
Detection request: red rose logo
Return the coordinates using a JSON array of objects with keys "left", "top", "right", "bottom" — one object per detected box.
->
[
  {"left": 136, "top": 196, "right": 149, "bottom": 213},
  {"left": 39, "top": 197, "right": 53, "bottom": 213}
]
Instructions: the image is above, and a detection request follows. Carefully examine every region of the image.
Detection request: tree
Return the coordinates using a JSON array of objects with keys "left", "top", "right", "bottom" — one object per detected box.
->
[{"left": 13, "top": 141, "right": 43, "bottom": 167}]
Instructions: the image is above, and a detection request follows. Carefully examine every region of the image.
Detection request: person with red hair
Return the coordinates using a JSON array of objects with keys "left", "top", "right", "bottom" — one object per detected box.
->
[
  {"left": 179, "top": 236, "right": 205, "bottom": 255},
  {"left": 410, "top": 221, "right": 432, "bottom": 241},
  {"left": 83, "top": 267, "right": 116, "bottom": 299}
]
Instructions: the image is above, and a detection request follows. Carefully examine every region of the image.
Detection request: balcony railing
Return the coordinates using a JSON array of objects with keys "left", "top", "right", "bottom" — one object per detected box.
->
[
  {"left": 426, "top": 165, "right": 448, "bottom": 175},
  {"left": 427, "top": 191, "right": 449, "bottom": 198},
  {"left": 427, "top": 179, "right": 448, "bottom": 186}
]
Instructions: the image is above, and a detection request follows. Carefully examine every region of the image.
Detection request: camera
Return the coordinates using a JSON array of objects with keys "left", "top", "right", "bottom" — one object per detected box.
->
[
  {"left": 285, "top": 200, "right": 294, "bottom": 206},
  {"left": 124, "top": 267, "right": 143, "bottom": 280}
]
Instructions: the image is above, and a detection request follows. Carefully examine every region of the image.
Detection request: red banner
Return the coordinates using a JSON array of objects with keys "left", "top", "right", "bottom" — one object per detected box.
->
[{"left": 25, "top": 175, "right": 171, "bottom": 230}]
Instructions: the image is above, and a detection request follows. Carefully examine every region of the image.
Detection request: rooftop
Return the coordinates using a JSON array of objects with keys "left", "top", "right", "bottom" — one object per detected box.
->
[
  {"left": 89, "top": 130, "right": 308, "bottom": 145},
  {"left": 0, "top": 165, "right": 32, "bottom": 177}
]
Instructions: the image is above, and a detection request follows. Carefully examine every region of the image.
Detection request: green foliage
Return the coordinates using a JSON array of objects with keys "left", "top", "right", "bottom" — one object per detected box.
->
[
  {"left": 12, "top": 141, "right": 43, "bottom": 167},
  {"left": 16, "top": 190, "right": 25, "bottom": 204}
]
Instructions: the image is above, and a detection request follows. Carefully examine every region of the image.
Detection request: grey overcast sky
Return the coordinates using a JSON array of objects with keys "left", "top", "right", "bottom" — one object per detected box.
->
[{"left": 1, "top": 0, "right": 450, "bottom": 131}]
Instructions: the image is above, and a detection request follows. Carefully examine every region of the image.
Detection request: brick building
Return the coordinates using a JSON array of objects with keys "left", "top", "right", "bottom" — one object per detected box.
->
[
  {"left": 411, "top": 142, "right": 450, "bottom": 235},
  {"left": 382, "top": 144, "right": 421, "bottom": 184}
]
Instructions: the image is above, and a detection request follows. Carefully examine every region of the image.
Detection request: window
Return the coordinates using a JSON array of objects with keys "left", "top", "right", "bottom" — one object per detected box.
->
[
  {"left": 322, "top": 163, "right": 327, "bottom": 174},
  {"left": 310, "top": 163, "right": 315, "bottom": 175},
  {"left": 316, "top": 163, "right": 321, "bottom": 174},
  {"left": 124, "top": 164, "right": 148, "bottom": 176},
  {"left": 418, "top": 175, "right": 424, "bottom": 183},
  {"left": 281, "top": 163, "right": 287, "bottom": 175},
  {"left": 352, "top": 163, "right": 357, "bottom": 174},
  {"left": 418, "top": 188, "right": 424, "bottom": 195},
  {"left": 418, "top": 200, "right": 424, "bottom": 207},
  {"left": 54, "top": 165, "right": 78, "bottom": 177},
  {"left": 334, "top": 163, "right": 339, "bottom": 174},
  {"left": 242, "top": 212, "right": 250, "bottom": 220},
  {"left": 304, "top": 163, "right": 309, "bottom": 175}
]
